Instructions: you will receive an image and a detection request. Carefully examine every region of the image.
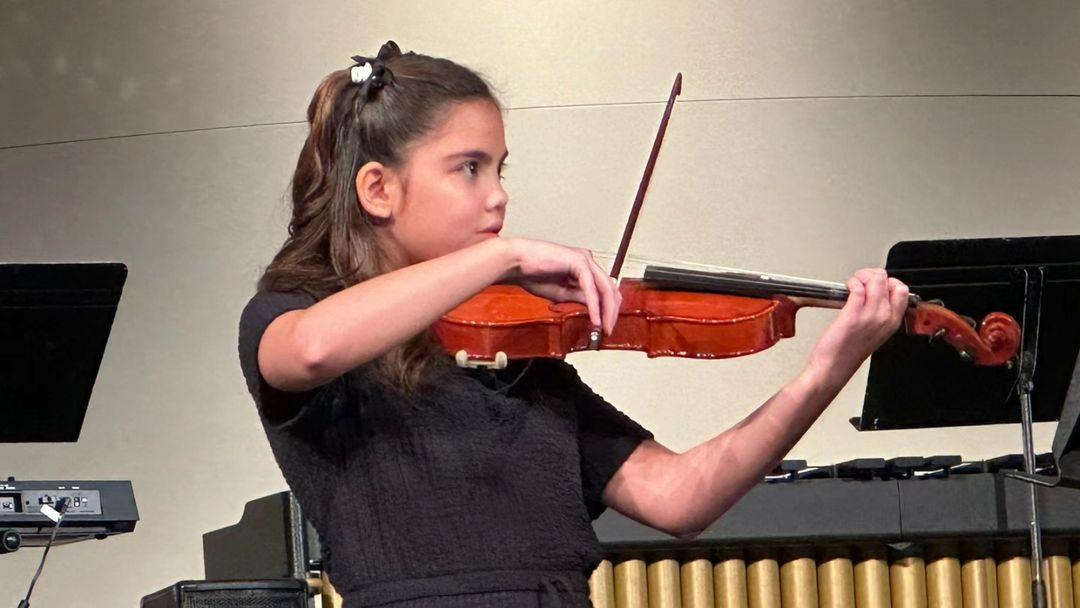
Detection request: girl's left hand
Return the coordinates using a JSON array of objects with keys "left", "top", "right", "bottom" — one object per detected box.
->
[{"left": 806, "top": 268, "right": 909, "bottom": 383}]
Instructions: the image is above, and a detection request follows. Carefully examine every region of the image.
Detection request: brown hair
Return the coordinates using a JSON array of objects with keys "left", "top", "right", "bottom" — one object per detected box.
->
[{"left": 258, "top": 43, "right": 500, "bottom": 395}]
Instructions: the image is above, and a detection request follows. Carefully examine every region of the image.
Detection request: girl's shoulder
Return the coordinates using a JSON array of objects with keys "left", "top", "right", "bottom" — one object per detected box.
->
[
  {"left": 238, "top": 289, "right": 320, "bottom": 344},
  {"left": 243, "top": 289, "right": 318, "bottom": 317}
]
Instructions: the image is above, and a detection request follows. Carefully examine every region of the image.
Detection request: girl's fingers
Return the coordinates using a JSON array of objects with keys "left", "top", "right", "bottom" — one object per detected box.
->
[
  {"left": 580, "top": 248, "right": 618, "bottom": 336},
  {"left": 887, "top": 277, "right": 909, "bottom": 327},
  {"left": 853, "top": 268, "right": 878, "bottom": 284},
  {"left": 864, "top": 268, "right": 887, "bottom": 316},
  {"left": 876, "top": 270, "right": 894, "bottom": 320},
  {"left": 572, "top": 258, "right": 602, "bottom": 332},
  {"left": 844, "top": 276, "right": 866, "bottom": 315},
  {"left": 589, "top": 254, "right": 618, "bottom": 335},
  {"left": 511, "top": 241, "right": 621, "bottom": 337}
]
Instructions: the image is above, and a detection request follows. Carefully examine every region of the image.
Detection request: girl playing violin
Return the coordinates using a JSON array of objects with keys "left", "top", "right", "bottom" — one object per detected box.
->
[{"left": 238, "top": 41, "right": 910, "bottom": 608}]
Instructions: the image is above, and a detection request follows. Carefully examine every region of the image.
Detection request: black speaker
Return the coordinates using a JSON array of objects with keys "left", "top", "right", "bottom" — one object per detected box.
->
[
  {"left": 203, "top": 492, "right": 321, "bottom": 580},
  {"left": 140, "top": 579, "right": 308, "bottom": 608}
]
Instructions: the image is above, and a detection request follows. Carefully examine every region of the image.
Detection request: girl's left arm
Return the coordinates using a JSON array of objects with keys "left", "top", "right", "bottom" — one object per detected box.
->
[{"left": 601, "top": 268, "right": 909, "bottom": 540}]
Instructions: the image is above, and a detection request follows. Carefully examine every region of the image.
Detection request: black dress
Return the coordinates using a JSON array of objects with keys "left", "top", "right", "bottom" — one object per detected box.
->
[{"left": 238, "top": 291, "right": 655, "bottom": 607}]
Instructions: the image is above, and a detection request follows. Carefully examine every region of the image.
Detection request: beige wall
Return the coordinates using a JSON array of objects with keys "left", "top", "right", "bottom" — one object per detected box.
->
[{"left": 2, "top": 1, "right": 1078, "bottom": 605}]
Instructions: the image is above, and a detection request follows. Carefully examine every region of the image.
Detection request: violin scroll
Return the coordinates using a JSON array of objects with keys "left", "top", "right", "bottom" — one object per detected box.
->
[{"left": 904, "top": 304, "right": 1021, "bottom": 366}]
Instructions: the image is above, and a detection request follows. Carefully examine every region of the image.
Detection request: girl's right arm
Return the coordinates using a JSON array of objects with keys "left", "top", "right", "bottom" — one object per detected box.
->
[{"left": 257, "top": 237, "right": 619, "bottom": 392}]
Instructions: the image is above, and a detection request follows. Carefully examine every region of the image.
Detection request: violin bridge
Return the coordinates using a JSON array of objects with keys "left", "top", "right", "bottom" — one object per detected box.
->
[{"left": 454, "top": 350, "right": 509, "bottom": 370}]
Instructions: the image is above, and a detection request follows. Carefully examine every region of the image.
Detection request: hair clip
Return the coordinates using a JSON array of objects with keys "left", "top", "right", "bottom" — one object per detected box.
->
[
  {"left": 350, "top": 63, "right": 373, "bottom": 85},
  {"left": 349, "top": 41, "right": 402, "bottom": 93}
]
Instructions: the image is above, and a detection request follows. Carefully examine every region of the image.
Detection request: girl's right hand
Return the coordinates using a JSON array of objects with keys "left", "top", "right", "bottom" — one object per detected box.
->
[{"left": 498, "top": 237, "right": 622, "bottom": 337}]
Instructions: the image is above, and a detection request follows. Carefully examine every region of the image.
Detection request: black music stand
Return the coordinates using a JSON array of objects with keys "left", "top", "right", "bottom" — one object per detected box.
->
[
  {"left": 852, "top": 235, "right": 1080, "bottom": 608},
  {"left": 0, "top": 263, "right": 127, "bottom": 442}
]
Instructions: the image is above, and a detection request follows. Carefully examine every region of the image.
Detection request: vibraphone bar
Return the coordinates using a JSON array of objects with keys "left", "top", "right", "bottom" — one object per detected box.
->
[{"left": 587, "top": 454, "right": 1080, "bottom": 608}]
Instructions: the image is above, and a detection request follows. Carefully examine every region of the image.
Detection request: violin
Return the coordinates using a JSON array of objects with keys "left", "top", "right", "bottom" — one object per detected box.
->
[
  {"left": 432, "top": 74, "right": 1022, "bottom": 370},
  {"left": 433, "top": 267, "right": 1020, "bottom": 369}
]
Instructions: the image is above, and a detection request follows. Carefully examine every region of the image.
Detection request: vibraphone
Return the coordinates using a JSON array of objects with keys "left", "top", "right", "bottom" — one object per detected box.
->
[
  {"left": 586, "top": 454, "right": 1080, "bottom": 608},
  {"left": 302, "top": 455, "right": 1077, "bottom": 607}
]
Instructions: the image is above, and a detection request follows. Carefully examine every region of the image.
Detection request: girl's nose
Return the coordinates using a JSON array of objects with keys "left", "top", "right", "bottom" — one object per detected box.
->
[{"left": 488, "top": 182, "right": 508, "bottom": 211}]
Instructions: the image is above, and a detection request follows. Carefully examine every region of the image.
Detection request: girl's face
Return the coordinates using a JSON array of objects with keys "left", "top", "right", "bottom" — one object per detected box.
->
[{"left": 384, "top": 99, "right": 508, "bottom": 266}]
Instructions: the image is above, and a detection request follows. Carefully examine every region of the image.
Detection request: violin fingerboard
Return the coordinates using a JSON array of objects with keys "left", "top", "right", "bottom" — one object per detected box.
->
[{"left": 643, "top": 265, "right": 849, "bottom": 302}]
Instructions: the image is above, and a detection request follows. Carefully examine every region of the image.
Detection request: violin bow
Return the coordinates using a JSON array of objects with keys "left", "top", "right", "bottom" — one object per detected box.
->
[{"left": 609, "top": 73, "right": 682, "bottom": 280}]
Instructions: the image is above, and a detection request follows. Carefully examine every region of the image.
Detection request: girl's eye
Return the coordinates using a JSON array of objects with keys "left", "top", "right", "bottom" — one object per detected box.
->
[{"left": 462, "top": 160, "right": 479, "bottom": 175}]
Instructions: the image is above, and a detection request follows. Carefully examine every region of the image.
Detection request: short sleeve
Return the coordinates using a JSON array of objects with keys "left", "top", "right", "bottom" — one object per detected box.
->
[
  {"left": 237, "top": 290, "right": 336, "bottom": 428},
  {"left": 546, "top": 360, "right": 654, "bottom": 520}
]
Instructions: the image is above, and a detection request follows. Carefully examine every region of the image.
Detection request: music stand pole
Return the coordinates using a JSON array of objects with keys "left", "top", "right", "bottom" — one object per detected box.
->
[{"left": 1011, "top": 267, "right": 1048, "bottom": 608}]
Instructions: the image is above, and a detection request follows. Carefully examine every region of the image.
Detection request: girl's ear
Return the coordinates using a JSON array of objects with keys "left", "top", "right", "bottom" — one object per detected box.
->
[{"left": 356, "top": 161, "right": 398, "bottom": 220}]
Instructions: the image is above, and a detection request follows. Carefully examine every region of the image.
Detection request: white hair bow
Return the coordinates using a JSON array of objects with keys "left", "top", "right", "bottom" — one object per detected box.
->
[{"left": 350, "top": 63, "right": 373, "bottom": 84}]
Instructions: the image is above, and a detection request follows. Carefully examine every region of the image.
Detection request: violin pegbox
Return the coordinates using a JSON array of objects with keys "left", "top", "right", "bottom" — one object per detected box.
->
[{"left": 904, "top": 304, "right": 1021, "bottom": 366}]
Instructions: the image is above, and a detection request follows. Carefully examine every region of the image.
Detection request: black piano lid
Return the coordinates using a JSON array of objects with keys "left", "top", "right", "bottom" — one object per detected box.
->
[
  {"left": 854, "top": 235, "right": 1080, "bottom": 434},
  {"left": 0, "top": 263, "right": 127, "bottom": 442}
]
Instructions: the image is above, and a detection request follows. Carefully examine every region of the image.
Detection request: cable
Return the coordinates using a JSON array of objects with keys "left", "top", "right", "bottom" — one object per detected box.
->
[{"left": 17, "top": 498, "right": 69, "bottom": 608}]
